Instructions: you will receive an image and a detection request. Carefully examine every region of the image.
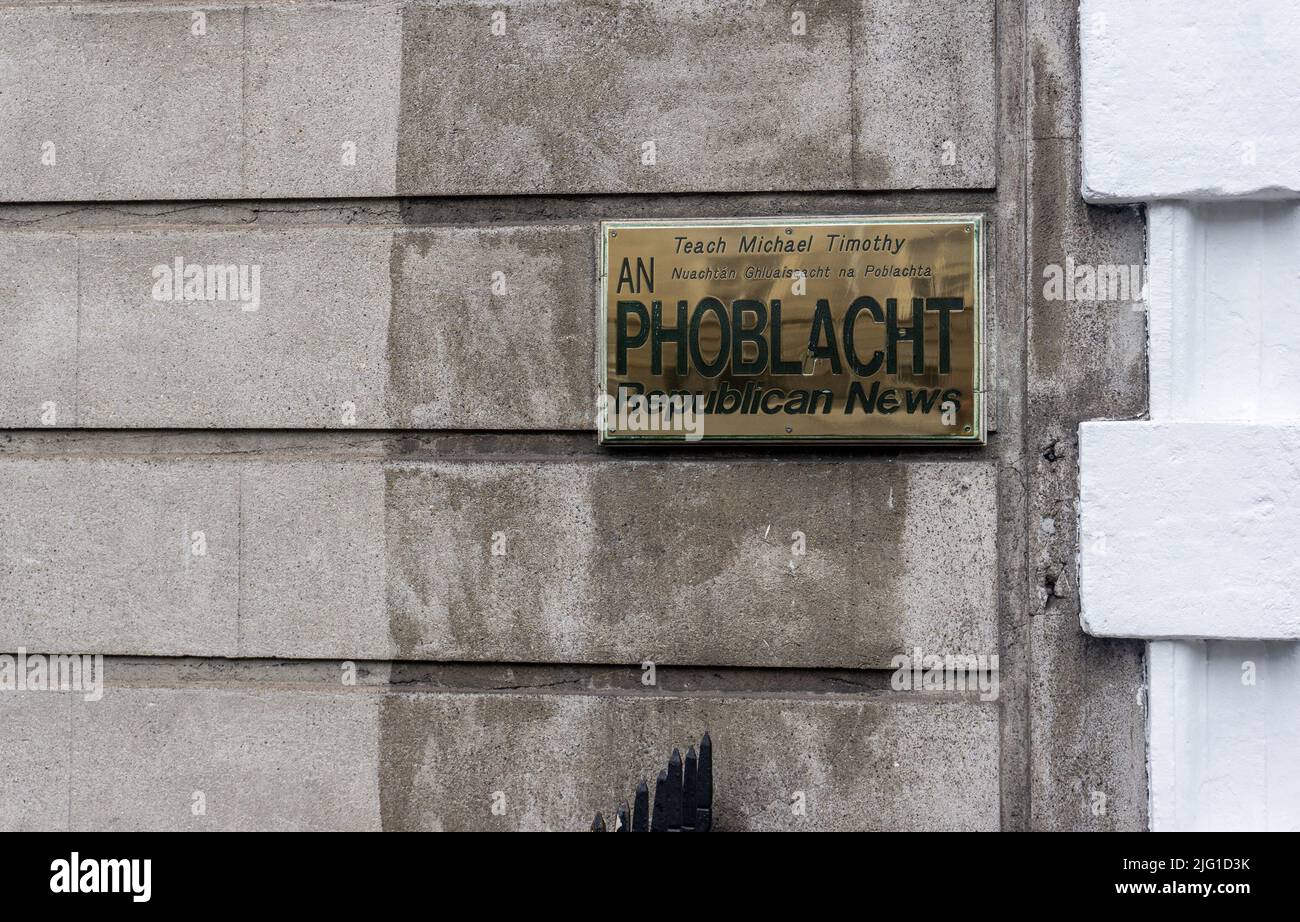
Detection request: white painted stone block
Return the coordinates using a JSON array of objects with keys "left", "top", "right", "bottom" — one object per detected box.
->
[
  {"left": 1080, "top": 421, "right": 1300, "bottom": 640},
  {"left": 1145, "top": 202, "right": 1300, "bottom": 422},
  {"left": 1080, "top": 0, "right": 1300, "bottom": 202},
  {"left": 1078, "top": 0, "right": 1300, "bottom": 834},
  {"left": 1149, "top": 640, "right": 1300, "bottom": 830}
]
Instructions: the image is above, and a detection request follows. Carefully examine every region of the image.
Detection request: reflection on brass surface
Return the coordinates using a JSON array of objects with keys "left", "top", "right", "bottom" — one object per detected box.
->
[{"left": 599, "top": 215, "right": 985, "bottom": 444}]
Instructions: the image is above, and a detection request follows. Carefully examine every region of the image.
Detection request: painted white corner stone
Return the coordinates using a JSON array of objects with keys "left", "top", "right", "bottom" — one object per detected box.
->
[
  {"left": 1078, "top": 3, "right": 1300, "bottom": 832},
  {"left": 1079, "top": 202, "right": 1300, "bottom": 639},
  {"left": 1149, "top": 640, "right": 1300, "bottom": 831},
  {"left": 1080, "top": 0, "right": 1300, "bottom": 202},
  {"left": 1080, "top": 421, "right": 1300, "bottom": 640},
  {"left": 1144, "top": 202, "right": 1300, "bottom": 423},
  {"left": 1078, "top": 203, "right": 1300, "bottom": 830}
]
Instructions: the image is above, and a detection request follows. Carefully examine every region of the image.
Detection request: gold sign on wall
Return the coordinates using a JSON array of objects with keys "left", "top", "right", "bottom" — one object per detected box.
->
[{"left": 598, "top": 215, "right": 985, "bottom": 445}]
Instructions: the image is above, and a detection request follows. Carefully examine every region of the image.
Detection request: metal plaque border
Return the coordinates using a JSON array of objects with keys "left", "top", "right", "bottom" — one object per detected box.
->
[{"left": 597, "top": 214, "right": 986, "bottom": 446}]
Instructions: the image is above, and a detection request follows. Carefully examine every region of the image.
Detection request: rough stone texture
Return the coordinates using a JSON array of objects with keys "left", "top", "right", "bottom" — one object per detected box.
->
[
  {"left": 1023, "top": 0, "right": 1149, "bottom": 830},
  {"left": 0, "top": 5, "right": 247, "bottom": 201},
  {"left": 70, "top": 688, "right": 381, "bottom": 831},
  {"left": 856, "top": 0, "right": 996, "bottom": 188},
  {"left": 0, "top": 232, "right": 78, "bottom": 428},
  {"left": 386, "top": 224, "right": 596, "bottom": 428},
  {"left": 0, "top": 0, "right": 1158, "bottom": 832},
  {"left": 238, "top": 461, "right": 389, "bottom": 659},
  {"left": 0, "top": 1, "right": 996, "bottom": 200},
  {"left": 385, "top": 458, "right": 998, "bottom": 667},
  {"left": 0, "top": 680, "right": 996, "bottom": 831},
  {"left": 380, "top": 692, "right": 999, "bottom": 831},
  {"left": 989, "top": 0, "right": 1032, "bottom": 832},
  {"left": 0, "top": 224, "right": 594, "bottom": 429},
  {"left": 397, "top": 0, "right": 855, "bottom": 194},
  {"left": 0, "top": 459, "right": 241, "bottom": 657},
  {"left": 75, "top": 228, "right": 394, "bottom": 428},
  {"left": 1, "top": 455, "right": 997, "bottom": 668},
  {"left": 0, "top": 692, "right": 70, "bottom": 831},
  {"left": 244, "top": 1, "right": 402, "bottom": 198},
  {"left": 1080, "top": 0, "right": 1300, "bottom": 202}
]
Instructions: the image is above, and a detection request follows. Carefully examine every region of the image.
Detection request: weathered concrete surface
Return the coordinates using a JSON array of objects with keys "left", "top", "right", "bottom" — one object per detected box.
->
[
  {"left": 75, "top": 228, "right": 394, "bottom": 428},
  {"left": 0, "top": 1, "right": 995, "bottom": 200},
  {"left": 386, "top": 224, "right": 596, "bottom": 428},
  {"left": 0, "top": 681, "right": 996, "bottom": 831},
  {"left": 0, "top": 4, "right": 247, "bottom": 201},
  {"left": 0, "top": 459, "right": 241, "bottom": 657},
  {"left": 0, "top": 233, "right": 79, "bottom": 428},
  {"left": 0, "top": 224, "right": 594, "bottom": 429},
  {"left": 0, "top": 692, "right": 70, "bottom": 831},
  {"left": 989, "top": 0, "right": 1031, "bottom": 831},
  {"left": 1022, "top": 0, "right": 1149, "bottom": 830},
  {"left": 69, "top": 688, "right": 381, "bottom": 831},
  {"left": 0, "top": 2, "right": 401, "bottom": 202},
  {"left": 384, "top": 458, "right": 998, "bottom": 667},
  {"left": 397, "top": 0, "right": 855, "bottom": 194},
  {"left": 0, "top": 455, "right": 998, "bottom": 668},
  {"left": 238, "top": 461, "right": 389, "bottom": 659},
  {"left": 856, "top": 0, "right": 996, "bottom": 189},
  {"left": 0, "top": 0, "right": 1157, "bottom": 834},
  {"left": 379, "top": 692, "right": 999, "bottom": 831},
  {"left": 244, "top": 1, "right": 403, "bottom": 198}
]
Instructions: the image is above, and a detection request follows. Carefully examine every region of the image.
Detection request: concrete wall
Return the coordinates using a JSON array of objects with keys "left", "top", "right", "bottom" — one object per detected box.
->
[{"left": 0, "top": 0, "right": 1148, "bottom": 831}]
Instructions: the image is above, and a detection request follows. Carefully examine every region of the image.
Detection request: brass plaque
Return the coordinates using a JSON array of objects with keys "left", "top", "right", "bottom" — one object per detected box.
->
[{"left": 599, "top": 215, "right": 985, "bottom": 445}]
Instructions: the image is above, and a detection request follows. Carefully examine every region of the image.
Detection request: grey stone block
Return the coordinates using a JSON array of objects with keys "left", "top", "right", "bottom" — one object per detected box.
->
[
  {"left": 0, "top": 233, "right": 78, "bottom": 427},
  {"left": 386, "top": 224, "right": 597, "bottom": 429},
  {"left": 1, "top": 456, "right": 996, "bottom": 668},
  {"left": 69, "top": 688, "right": 380, "bottom": 831},
  {"left": 384, "top": 458, "right": 999, "bottom": 668},
  {"left": 74, "top": 228, "right": 395, "bottom": 428},
  {"left": 855, "top": 0, "right": 997, "bottom": 188},
  {"left": 1021, "top": 0, "right": 1150, "bottom": 829},
  {"left": 0, "top": 459, "right": 240, "bottom": 657},
  {"left": 238, "top": 461, "right": 391, "bottom": 659},
  {"left": 3, "top": 224, "right": 596, "bottom": 428},
  {"left": 397, "top": 0, "right": 855, "bottom": 194},
  {"left": 0, "top": 692, "right": 70, "bottom": 831},
  {"left": 0, "top": 682, "right": 995, "bottom": 831},
  {"left": 1022, "top": 137, "right": 1149, "bottom": 831},
  {"left": 0, "top": 5, "right": 245, "bottom": 201},
  {"left": 379, "top": 692, "right": 999, "bottom": 831},
  {"left": 0, "top": 0, "right": 997, "bottom": 199},
  {"left": 244, "top": 2, "right": 402, "bottom": 197}
]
